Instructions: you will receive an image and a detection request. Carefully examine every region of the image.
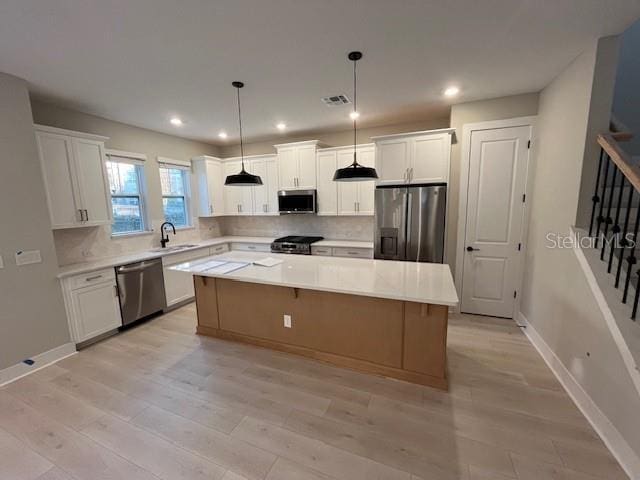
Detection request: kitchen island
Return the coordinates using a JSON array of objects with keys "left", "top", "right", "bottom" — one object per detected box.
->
[{"left": 172, "top": 251, "right": 458, "bottom": 389}]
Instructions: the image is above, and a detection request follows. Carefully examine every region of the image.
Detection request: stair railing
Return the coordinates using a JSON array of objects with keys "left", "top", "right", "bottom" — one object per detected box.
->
[{"left": 590, "top": 132, "right": 640, "bottom": 318}]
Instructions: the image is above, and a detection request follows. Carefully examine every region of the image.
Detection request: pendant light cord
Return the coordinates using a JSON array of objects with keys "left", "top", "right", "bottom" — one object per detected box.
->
[
  {"left": 352, "top": 58, "right": 357, "bottom": 166},
  {"left": 236, "top": 86, "right": 245, "bottom": 170}
]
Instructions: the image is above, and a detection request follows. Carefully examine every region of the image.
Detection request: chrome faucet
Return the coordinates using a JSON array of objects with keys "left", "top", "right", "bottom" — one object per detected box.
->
[{"left": 159, "top": 222, "right": 176, "bottom": 248}]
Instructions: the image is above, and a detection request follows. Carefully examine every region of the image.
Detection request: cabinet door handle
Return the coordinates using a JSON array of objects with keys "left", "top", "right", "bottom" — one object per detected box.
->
[
  {"left": 209, "top": 204, "right": 213, "bottom": 214},
  {"left": 84, "top": 209, "right": 89, "bottom": 221},
  {"left": 357, "top": 202, "right": 360, "bottom": 212},
  {"left": 86, "top": 274, "right": 103, "bottom": 282},
  {"left": 78, "top": 209, "right": 84, "bottom": 222}
]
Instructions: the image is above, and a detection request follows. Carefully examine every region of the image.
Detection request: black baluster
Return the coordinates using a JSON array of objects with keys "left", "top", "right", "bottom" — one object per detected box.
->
[
  {"left": 601, "top": 165, "right": 617, "bottom": 260},
  {"left": 589, "top": 148, "right": 605, "bottom": 236},
  {"left": 615, "top": 186, "right": 634, "bottom": 288},
  {"left": 623, "top": 204, "right": 640, "bottom": 303},
  {"left": 595, "top": 154, "right": 611, "bottom": 248},
  {"left": 608, "top": 174, "right": 626, "bottom": 272},
  {"left": 632, "top": 271, "right": 640, "bottom": 320}
]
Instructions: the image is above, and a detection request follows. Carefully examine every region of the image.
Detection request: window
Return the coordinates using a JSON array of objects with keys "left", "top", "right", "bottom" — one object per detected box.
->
[
  {"left": 105, "top": 156, "right": 147, "bottom": 235},
  {"left": 159, "top": 165, "right": 191, "bottom": 227}
]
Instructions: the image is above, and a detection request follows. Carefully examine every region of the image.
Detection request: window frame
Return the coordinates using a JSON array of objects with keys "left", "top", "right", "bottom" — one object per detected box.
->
[
  {"left": 105, "top": 151, "right": 150, "bottom": 237},
  {"left": 159, "top": 162, "right": 192, "bottom": 229}
]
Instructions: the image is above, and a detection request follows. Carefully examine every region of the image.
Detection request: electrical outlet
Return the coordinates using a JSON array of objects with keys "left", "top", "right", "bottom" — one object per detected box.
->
[{"left": 283, "top": 314, "right": 292, "bottom": 328}]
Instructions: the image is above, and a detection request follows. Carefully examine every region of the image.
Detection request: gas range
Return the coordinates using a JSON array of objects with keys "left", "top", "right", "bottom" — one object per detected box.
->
[{"left": 271, "top": 235, "right": 324, "bottom": 255}]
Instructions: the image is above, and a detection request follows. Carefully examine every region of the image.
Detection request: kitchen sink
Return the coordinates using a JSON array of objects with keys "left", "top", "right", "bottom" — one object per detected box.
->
[{"left": 149, "top": 244, "right": 200, "bottom": 253}]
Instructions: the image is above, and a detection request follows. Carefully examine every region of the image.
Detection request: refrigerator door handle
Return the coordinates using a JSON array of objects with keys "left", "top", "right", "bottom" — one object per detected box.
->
[{"left": 405, "top": 191, "right": 412, "bottom": 256}]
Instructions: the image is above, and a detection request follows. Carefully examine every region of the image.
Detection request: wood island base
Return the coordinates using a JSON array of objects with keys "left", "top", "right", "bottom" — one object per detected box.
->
[{"left": 194, "top": 275, "right": 448, "bottom": 390}]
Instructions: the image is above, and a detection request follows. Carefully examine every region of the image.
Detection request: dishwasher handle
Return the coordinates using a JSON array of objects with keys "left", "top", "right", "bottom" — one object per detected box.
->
[{"left": 116, "top": 260, "right": 160, "bottom": 274}]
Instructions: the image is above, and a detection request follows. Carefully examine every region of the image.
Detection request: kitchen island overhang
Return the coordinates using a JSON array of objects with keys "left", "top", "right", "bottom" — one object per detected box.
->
[{"left": 172, "top": 252, "right": 458, "bottom": 390}]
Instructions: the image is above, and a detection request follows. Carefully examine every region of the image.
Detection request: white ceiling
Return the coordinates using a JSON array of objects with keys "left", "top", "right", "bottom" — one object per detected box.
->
[{"left": 0, "top": 0, "right": 639, "bottom": 144}]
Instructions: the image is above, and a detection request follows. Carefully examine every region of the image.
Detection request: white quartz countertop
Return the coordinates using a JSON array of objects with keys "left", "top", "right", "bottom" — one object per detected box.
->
[
  {"left": 314, "top": 240, "right": 373, "bottom": 248},
  {"left": 173, "top": 251, "right": 459, "bottom": 306},
  {"left": 56, "top": 236, "right": 373, "bottom": 278}
]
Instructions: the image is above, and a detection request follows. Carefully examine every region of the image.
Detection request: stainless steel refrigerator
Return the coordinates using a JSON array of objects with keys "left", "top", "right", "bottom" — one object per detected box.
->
[{"left": 374, "top": 183, "right": 446, "bottom": 263}]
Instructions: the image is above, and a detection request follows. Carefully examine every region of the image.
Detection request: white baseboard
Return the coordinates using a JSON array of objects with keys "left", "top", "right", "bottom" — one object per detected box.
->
[
  {"left": 0, "top": 342, "right": 76, "bottom": 387},
  {"left": 519, "top": 312, "right": 640, "bottom": 479}
]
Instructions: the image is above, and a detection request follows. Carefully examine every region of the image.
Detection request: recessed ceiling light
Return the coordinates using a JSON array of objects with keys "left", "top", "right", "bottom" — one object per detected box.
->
[
  {"left": 218, "top": 131, "right": 228, "bottom": 139},
  {"left": 276, "top": 122, "right": 287, "bottom": 131},
  {"left": 349, "top": 111, "right": 360, "bottom": 120},
  {"left": 444, "top": 86, "right": 460, "bottom": 97},
  {"left": 170, "top": 117, "right": 183, "bottom": 126}
]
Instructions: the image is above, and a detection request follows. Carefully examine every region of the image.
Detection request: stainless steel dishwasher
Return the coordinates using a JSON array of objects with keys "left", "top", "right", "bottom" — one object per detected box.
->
[{"left": 115, "top": 257, "right": 167, "bottom": 326}]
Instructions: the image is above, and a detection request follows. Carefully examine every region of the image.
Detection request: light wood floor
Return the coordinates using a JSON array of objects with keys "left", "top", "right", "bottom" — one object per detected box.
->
[{"left": 0, "top": 304, "right": 628, "bottom": 480}]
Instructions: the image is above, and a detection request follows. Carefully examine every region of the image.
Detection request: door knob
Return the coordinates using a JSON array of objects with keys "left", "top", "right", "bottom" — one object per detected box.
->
[{"left": 466, "top": 246, "right": 480, "bottom": 252}]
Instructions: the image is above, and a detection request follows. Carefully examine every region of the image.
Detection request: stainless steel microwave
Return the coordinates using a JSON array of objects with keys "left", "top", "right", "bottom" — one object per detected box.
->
[{"left": 278, "top": 189, "right": 317, "bottom": 214}]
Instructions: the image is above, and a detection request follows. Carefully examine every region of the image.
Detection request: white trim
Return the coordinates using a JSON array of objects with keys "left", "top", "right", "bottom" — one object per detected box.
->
[
  {"left": 157, "top": 156, "right": 191, "bottom": 168},
  {"left": 454, "top": 115, "right": 537, "bottom": 316},
  {"left": 221, "top": 153, "right": 278, "bottom": 162},
  {"left": 570, "top": 227, "right": 640, "bottom": 395},
  {"left": 33, "top": 124, "right": 109, "bottom": 142},
  {"left": 518, "top": 312, "right": 640, "bottom": 479},
  {"left": 317, "top": 143, "right": 375, "bottom": 153},
  {"left": 370, "top": 128, "right": 455, "bottom": 141},
  {"left": 273, "top": 139, "right": 323, "bottom": 149},
  {"left": 105, "top": 149, "right": 147, "bottom": 161},
  {"left": 0, "top": 343, "right": 76, "bottom": 387}
]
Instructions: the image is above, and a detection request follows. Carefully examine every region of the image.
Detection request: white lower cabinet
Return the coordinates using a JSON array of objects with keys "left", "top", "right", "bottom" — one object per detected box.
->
[
  {"left": 62, "top": 268, "right": 121, "bottom": 345},
  {"left": 311, "top": 246, "right": 373, "bottom": 258},
  {"left": 231, "top": 242, "right": 271, "bottom": 252},
  {"left": 162, "top": 247, "right": 214, "bottom": 308}
]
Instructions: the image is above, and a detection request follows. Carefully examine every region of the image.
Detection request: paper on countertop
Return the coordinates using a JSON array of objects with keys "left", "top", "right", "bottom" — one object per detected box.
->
[
  {"left": 252, "top": 257, "right": 283, "bottom": 267},
  {"left": 184, "top": 259, "right": 227, "bottom": 273},
  {"left": 205, "top": 261, "right": 249, "bottom": 274}
]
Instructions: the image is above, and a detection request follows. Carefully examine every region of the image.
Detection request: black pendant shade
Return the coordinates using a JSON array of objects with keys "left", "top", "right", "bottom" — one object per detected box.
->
[
  {"left": 333, "top": 160, "right": 379, "bottom": 181},
  {"left": 225, "top": 81, "right": 263, "bottom": 186},
  {"left": 333, "top": 51, "right": 379, "bottom": 182},
  {"left": 224, "top": 168, "right": 263, "bottom": 186}
]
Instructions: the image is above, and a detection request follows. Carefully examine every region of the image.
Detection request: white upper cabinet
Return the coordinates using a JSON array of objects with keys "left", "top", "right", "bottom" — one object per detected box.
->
[
  {"left": 275, "top": 140, "right": 321, "bottom": 190},
  {"left": 249, "top": 155, "right": 278, "bottom": 215},
  {"left": 316, "top": 150, "right": 338, "bottom": 215},
  {"left": 35, "top": 125, "right": 111, "bottom": 229},
  {"left": 336, "top": 145, "right": 375, "bottom": 216},
  {"left": 223, "top": 160, "right": 253, "bottom": 215},
  {"left": 372, "top": 129, "right": 454, "bottom": 185},
  {"left": 193, "top": 156, "right": 224, "bottom": 217}
]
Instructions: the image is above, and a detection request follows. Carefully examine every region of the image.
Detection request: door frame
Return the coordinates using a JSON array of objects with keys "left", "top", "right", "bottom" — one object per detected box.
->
[{"left": 454, "top": 116, "right": 537, "bottom": 318}]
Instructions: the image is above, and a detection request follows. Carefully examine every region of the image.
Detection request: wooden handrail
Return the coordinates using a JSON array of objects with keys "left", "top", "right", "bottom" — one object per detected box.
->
[
  {"left": 610, "top": 115, "right": 634, "bottom": 142},
  {"left": 598, "top": 133, "right": 640, "bottom": 192}
]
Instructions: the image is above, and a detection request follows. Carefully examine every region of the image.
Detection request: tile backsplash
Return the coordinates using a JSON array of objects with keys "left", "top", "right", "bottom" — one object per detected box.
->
[
  {"left": 222, "top": 215, "right": 374, "bottom": 241},
  {"left": 53, "top": 215, "right": 373, "bottom": 266},
  {"left": 53, "top": 218, "right": 223, "bottom": 266}
]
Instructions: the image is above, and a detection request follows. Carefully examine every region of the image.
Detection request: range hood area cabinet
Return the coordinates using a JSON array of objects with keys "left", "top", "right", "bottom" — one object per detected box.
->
[
  {"left": 248, "top": 155, "right": 279, "bottom": 215},
  {"left": 222, "top": 154, "right": 279, "bottom": 216},
  {"left": 316, "top": 144, "right": 375, "bottom": 216},
  {"left": 35, "top": 124, "right": 112, "bottom": 229},
  {"left": 275, "top": 140, "right": 323, "bottom": 190},
  {"left": 372, "top": 129, "right": 454, "bottom": 185},
  {"left": 193, "top": 156, "right": 225, "bottom": 217},
  {"left": 195, "top": 154, "right": 279, "bottom": 217}
]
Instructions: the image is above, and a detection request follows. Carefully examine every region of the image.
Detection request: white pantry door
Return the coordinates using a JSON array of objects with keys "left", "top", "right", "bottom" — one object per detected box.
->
[{"left": 461, "top": 125, "right": 531, "bottom": 318}]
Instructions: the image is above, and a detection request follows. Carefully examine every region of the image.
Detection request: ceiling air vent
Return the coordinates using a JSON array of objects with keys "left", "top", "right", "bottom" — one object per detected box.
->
[{"left": 321, "top": 94, "right": 351, "bottom": 107}]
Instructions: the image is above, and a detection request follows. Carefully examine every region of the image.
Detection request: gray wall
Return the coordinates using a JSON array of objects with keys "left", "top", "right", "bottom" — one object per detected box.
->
[
  {"left": 521, "top": 36, "right": 640, "bottom": 467},
  {"left": 30, "top": 100, "right": 224, "bottom": 265},
  {"left": 612, "top": 19, "right": 640, "bottom": 155},
  {"left": 218, "top": 118, "right": 450, "bottom": 157},
  {"left": 449, "top": 93, "right": 540, "bottom": 276},
  {"left": 0, "top": 74, "right": 70, "bottom": 370}
]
